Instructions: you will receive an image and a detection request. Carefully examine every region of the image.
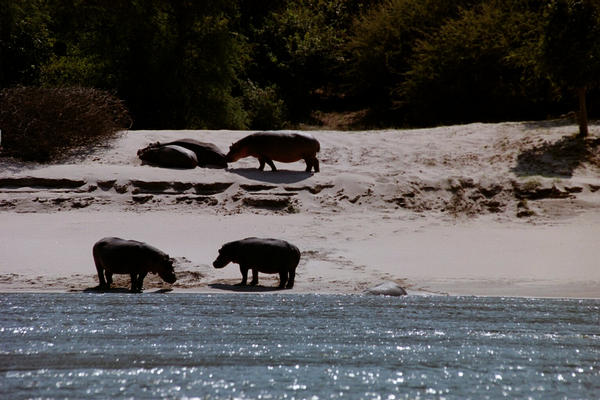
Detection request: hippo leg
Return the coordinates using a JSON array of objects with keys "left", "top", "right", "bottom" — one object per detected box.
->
[
  {"left": 105, "top": 271, "right": 113, "bottom": 287},
  {"left": 278, "top": 270, "right": 288, "bottom": 289},
  {"left": 312, "top": 158, "right": 319, "bottom": 173},
  {"left": 286, "top": 267, "right": 296, "bottom": 289},
  {"left": 93, "top": 254, "right": 109, "bottom": 288},
  {"left": 266, "top": 159, "right": 277, "bottom": 171},
  {"left": 237, "top": 265, "right": 249, "bottom": 286},
  {"left": 138, "top": 272, "right": 147, "bottom": 291},
  {"left": 129, "top": 274, "right": 139, "bottom": 292},
  {"left": 250, "top": 269, "right": 259, "bottom": 286},
  {"left": 95, "top": 265, "right": 107, "bottom": 288},
  {"left": 304, "top": 158, "right": 312, "bottom": 172},
  {"left": 131, "top": 272, "right": 147, "bottom": 292},
  {"left": 258, "top": 157, "right": 277, "bottom": 171},
  {"left": 305, "top": 157, "right": 319, "bottom": 173}
]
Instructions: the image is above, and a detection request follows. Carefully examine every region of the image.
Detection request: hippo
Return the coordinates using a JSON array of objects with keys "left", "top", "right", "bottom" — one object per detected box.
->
[
  {"left": 137, "top": 139, "right": 227, "bottom": 169},
  {"left": 364, "top": 281, "right": 407, "bottom": 296},
  {"left": 159, "top": 138, "right": 228, "bottom": 168},
  {"left": 93, "top": 237, "right": 177, "bottom": 292},
  {"left": 226, "top": 132, "right": 320, "bottom": 172},
  {"left": 137, "top": 144, "right": 198, "bottom": 169},
  {"left": 213, "top": 237, "right": 301, "bottom": 289}
]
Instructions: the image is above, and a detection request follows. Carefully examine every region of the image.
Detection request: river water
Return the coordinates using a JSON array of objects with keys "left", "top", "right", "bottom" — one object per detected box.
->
[{"left": 1, "top": 293, "right": 598, "bottom": 399}]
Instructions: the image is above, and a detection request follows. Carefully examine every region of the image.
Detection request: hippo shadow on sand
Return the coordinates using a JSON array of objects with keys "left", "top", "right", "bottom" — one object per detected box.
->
[
  {"left": 208, "top": 282, "right": 284, "bottom": 292},
  {"left": 83, "top": 286, "right": 173, "bottom": 294},
  {"left": 228, "top": 168, "right": 313, "bottom": 184}
]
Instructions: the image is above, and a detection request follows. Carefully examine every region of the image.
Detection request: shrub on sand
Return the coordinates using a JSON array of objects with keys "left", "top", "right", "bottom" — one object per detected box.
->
[{"left": 0, "top": 87, "right": 131, "bottom": 161}]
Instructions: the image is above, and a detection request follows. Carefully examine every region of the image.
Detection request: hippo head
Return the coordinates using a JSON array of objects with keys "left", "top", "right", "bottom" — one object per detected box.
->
[
  {"left": 137, "top": 142, "right": 162, "bottom": 163},
  {"left": 226, "top": 142, "right": 247, "bottom": 162},
  {"left": 212, "top": 243, "right": 235, "bottom": 268},
  {"left": 157, "top": 256, "right": 177, "bottom": 284}
]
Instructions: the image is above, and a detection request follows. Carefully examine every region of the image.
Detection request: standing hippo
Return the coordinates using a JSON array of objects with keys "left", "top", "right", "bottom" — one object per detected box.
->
[
  {"left": 226, "top": 132, "right": 320, "bottom": 172},
  {"left": 93, "top": 237, "right": 177, "bottom": 292},
  {"left": 213, "top": 237, "right": 301, "bottom": 289},
  {"left": 137, "top": 144, "right": 198, "bottom": 169}
]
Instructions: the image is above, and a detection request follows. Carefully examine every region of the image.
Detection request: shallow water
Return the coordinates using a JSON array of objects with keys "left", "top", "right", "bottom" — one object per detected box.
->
[{"left": 1, "top": 293, "right": 598, "bottom": 399}]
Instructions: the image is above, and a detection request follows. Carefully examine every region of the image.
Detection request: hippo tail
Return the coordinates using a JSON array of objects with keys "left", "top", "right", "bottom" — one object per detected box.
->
[
  {"left": 92, "top": 240, "right": 107, "bottom": 269},
  {"left": 309, "top": 136, "right": 320, "bottom": 153},
  {"left": 291, "top": 244, "right": 301, "bottom": 267}
]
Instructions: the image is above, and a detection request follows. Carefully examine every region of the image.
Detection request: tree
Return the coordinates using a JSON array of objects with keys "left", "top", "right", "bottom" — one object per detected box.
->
[
  {"left": 0, "top": 0, "right": 52, "bottom": 87},
  {"left": 541, "top": 0, "right": 600, "bottom": 137},
  {"left": 400, "top": 1, "right": 550, "bottom": 125},
  {"left": 345, "top": 0, "right": 483, "bottom": 122}
]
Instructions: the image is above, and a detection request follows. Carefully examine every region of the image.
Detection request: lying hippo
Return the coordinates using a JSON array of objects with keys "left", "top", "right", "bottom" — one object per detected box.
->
[
  {"left": 137, "top": 144, "right": 198, "bottom": 169},
  {"left": 137, "top": 139, "right": 227, "bottom": 169},
  {"left": 159, "top": 138, "right": 227, "bottom": 168},
  {"left": 93, "top": 237, "right": 177, "bottom": 292},
  {"left": 226, "top": 132, "right": 320, "bottom": 172},
  {"left": 213, "top": 237, "right": 301, "bottom": 289}
]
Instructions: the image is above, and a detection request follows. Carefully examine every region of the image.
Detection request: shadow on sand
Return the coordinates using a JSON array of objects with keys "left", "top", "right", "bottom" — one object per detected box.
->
[
  {"left": 512, "top": 135, "right": 600, "bottom": 178},
  {"left": 82, "top": 286, "right": 173, "bottom": 294},
  {"left": 228, "top": 168, "right": 313, "bottom": 184},
  {"left": 208, "top": 283, "right": 285, "bottom": 292},
  {"left": 521, "top": 119, "right": 577, "bottom": 130}
]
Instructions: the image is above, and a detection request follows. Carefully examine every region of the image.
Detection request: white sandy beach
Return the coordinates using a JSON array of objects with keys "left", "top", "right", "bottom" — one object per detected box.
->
[{"left": 1, "top": 122, "right": 599, "bottom": 297}]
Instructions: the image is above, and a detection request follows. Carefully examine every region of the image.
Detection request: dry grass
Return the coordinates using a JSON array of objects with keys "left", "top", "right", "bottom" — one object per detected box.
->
[{"left": 0, "top": 87, "right": 131, "bottom": 161}]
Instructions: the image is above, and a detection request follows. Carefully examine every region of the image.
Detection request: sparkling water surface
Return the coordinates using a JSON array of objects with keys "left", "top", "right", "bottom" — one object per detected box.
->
[{"left": 1, "top": 293, "right": 598, "bottom": 399}]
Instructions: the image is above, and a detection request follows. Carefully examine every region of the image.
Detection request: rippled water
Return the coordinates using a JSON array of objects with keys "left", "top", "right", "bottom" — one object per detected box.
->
[{"left": 1, "top": 294, "right": 598, "bottom": 399}]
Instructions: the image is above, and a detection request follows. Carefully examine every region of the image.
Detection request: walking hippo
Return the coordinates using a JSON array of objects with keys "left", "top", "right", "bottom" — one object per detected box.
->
[
  {"left": 226, "top": 132, "right": 320, "bottom": 172},
  {"left": 137, "top": 144, "right": 198, "bottom": 169},
  {"left": 213, "top": 237, "right": 301, "bottom": 289},
  {"left": 93, "top": 237, "right": 177, "bottom": 292}
]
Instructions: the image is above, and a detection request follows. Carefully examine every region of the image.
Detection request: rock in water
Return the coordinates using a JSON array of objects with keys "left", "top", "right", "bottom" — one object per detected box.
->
[{"left": 364, "top": 281, "right": 407, "bottom": 296}]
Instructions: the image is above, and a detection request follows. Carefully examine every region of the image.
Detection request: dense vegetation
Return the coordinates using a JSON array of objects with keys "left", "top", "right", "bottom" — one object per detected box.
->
[{"left": 2, "top": 0, "right": 599, "bottom": 132}]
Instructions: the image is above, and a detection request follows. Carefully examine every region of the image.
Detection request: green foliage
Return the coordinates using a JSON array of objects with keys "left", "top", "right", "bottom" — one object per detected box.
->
[
  {"left": 242, "top": 81, "right": 287, "bottom": 130},
  {"left": 37, "top": 0, "right": 250, "bottom": 129},
  {"left": 540, "top": 0, "right": 600, "bottom": 136},
  {"left": 541, "top": 0, "right": 600, "bottom": 89},
  {"left": 401, "top": 1, "right": 551, "bottom": 124},
  {"left": 247, "top": 0, "right": 370, "bottom": 119},
  {"left": 346, "top": 0, "right": 478, "bottom": 106},
  {"left": 2, "top": 0, "right": 599, "bottom": 129},
  {"left": 0, "top": 0, "right": 52, "bottom": 86},
  {"left": 0, "top": 87, "right": 130, "bottom": 161}
]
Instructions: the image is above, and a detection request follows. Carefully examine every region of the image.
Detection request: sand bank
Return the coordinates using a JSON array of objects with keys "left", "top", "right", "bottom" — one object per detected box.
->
[{"left": 1, "top": 122, "right": 599, "bottom": 297}]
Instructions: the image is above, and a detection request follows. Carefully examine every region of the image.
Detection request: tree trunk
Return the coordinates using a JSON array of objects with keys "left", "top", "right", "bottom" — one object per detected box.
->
[{"left": 577, "top": 86, "right": 589, "bottom": 138}]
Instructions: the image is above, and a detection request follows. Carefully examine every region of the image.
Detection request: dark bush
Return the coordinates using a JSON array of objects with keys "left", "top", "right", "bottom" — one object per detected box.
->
[
  {"left": 0, "top": 87, "right": 131, "bottom": 161},
  {"left": 400, "top": 2, "right": 547, "bottom": 124},
  {"left": 243, "top": 81, "right": 287, "bottom": 130}
]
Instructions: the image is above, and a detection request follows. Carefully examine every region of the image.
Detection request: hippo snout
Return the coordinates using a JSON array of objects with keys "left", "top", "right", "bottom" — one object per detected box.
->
[
  {"left": 158, "top": 267, "right": 177, "bottom": 284},
  {"left": 212, "top": 254, "right": 229, "bottom": 269}
]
